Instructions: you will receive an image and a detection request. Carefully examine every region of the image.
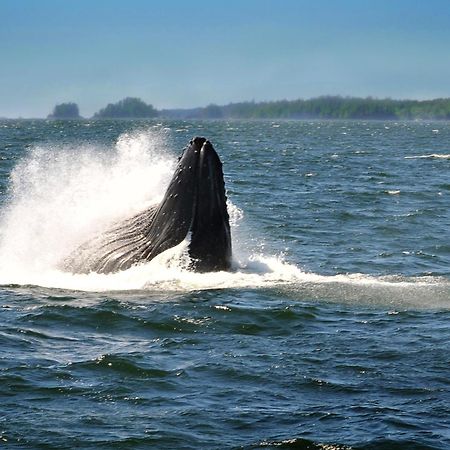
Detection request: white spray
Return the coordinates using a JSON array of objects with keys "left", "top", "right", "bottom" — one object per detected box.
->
[{"left": 0, "top": 129, "right": 299, "bottom": 291}]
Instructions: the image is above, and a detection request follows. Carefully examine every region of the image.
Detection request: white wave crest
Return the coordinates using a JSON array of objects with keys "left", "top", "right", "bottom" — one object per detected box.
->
[{"left": 405, "top": 153, "right": 450, "bottom": 159}]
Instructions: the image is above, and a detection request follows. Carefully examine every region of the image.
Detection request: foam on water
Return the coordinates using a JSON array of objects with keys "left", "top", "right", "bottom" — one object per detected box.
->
[
  {"left": 0, "top": 129, "right": 449, "bottom": 308},
  {"left": 405, "top": 153, "right": 450, "bottom": 159}
]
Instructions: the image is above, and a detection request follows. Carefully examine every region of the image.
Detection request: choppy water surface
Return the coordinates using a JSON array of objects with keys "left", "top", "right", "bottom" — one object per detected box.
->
[{"left": 0, "top": 119, "right": 449, "bottom": 449}]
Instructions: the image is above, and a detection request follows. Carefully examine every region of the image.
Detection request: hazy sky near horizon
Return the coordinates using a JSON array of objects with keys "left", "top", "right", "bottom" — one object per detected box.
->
[{"left": 1, "top": 0, "right": 450, "bottom": 117}]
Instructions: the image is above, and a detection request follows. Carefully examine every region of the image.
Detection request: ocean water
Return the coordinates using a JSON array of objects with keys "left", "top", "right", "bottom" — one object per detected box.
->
[{"left": 0, "top": 119, "right": 449, "bottom": 449}]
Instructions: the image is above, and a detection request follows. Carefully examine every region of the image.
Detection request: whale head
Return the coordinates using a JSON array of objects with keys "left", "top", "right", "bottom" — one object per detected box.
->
[{"left": 147, "top": 137, "right": 232, "bottom": 271}]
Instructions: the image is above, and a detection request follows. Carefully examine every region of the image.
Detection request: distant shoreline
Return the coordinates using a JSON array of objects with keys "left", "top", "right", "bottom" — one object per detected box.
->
[
  {"left": 3, "top": 116, "right": 450, "bottom": 122},
  {"left": 5, "top": 96, "right": 450, "bottom": 120},
  {"left": 158, "top": 96, "right": 450, "bottom": 121}
]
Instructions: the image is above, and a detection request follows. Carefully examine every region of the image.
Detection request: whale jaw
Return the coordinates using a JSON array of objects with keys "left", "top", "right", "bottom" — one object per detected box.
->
[
  {"left": 152, "top": 136, "right": 232, "bottom": 272},
  {"left": 188, "top": 139, "right": 231, "bottom": 271}
]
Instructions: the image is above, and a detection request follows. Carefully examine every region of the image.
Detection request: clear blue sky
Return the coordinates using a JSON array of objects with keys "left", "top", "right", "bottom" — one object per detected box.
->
[{"left": 1, "top": 0, "right": 450, "bottom": 117}]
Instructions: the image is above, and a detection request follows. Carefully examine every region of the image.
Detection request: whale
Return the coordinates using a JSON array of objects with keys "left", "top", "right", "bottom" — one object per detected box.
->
[{"left": 63, "top": 137, "right": 232, "bottom": 273}]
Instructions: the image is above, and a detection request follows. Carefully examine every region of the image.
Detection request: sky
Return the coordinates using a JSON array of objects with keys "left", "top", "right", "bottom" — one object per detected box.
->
[{"left": 1, "top": 0, "right": 450, "bottom": 118}]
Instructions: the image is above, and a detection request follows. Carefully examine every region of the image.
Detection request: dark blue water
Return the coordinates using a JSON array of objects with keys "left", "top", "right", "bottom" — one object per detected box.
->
[{"left": 0, "top": 119, "right": 449, "bottom": 449}]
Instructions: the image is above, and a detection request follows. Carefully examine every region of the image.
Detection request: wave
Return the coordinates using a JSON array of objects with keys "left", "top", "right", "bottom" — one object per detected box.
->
[
  {"left": 243, "top": 437, "right": 438, "bottom": 450},
  {"left": 0, "top": 129, "right": 449, "bottom": 309},
  {"left": 404, "top": 154, "right": 450, "bottom": 159}
]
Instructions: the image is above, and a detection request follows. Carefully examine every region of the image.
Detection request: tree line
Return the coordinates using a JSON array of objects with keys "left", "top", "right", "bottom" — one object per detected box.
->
[
  {"left": 48, "top": 96, "right": 450, "bottom": 120},
  {"left": 188, "top": 97, "right": 450, "bottom": 120}
]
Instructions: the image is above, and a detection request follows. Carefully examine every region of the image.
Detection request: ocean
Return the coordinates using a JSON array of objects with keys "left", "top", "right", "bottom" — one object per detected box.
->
[{"left": 0, "top": 119, "right": 449, "bottom": 449}]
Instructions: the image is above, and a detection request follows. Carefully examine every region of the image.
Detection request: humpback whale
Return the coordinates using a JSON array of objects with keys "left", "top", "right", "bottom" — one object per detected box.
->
[{"left": 63, "top": 137, "right": 232, "bottom": 273}]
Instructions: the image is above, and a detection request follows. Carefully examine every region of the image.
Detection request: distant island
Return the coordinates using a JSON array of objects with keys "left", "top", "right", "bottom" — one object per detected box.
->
[
  {"left": 47, "top": 102, "right": 81, "bottom": 119},
  {"left": 93, "top": 97, "right": 157, "bottom": 119},
  {"left": 46, "top": 96, "right": 450, "bottom": 120}
]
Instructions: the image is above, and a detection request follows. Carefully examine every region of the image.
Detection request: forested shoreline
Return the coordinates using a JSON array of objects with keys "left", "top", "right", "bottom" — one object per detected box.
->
[
  {"left": 162, "top": 97, "right": 450, "bottom": 120},
  {"left": 46, "top": 96, "right": 450, "bottom": 120}
]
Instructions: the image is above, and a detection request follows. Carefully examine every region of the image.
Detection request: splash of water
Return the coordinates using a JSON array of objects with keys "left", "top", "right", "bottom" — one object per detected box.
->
[
  {"left": 0, "top": 129, "right": 448, "bottom": 308},
  {"left": 0, "top": 129, "right": 296, "bottom": 291},
  {"left": 0, "top": 129, "right": 174, "bottom": 283}
]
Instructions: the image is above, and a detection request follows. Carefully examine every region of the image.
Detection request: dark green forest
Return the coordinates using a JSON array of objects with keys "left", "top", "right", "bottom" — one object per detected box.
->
[
  {"left": 48, "top": 96, "right": 450, "bottom": 120},
  {"left": 93, "top": 97, "right": 158, "bottom": 118},
  {"left": 162, "top": 96, "right": 450, "bottom": 120},
  {"left": 47, "top": 102, "right": 80, "bottom": 119}
]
